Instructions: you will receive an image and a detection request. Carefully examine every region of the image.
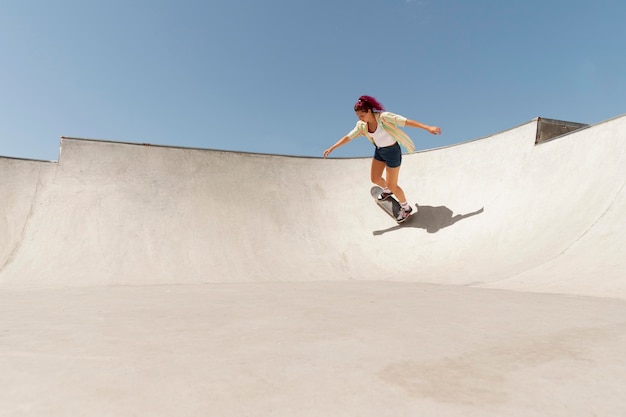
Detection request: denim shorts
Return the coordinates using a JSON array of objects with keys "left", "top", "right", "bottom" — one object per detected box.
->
[{"left": 373, "top": 142, "right": 402, "bottom": 168}]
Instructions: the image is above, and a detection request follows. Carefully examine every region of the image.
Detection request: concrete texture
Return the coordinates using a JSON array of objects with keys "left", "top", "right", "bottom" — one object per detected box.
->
[{"left": 1, "top": 114, "right": 626, "bottom": 416}]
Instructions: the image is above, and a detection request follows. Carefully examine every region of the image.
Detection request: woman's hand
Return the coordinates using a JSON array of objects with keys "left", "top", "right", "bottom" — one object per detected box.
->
[{"left": 427, "top": 126, "right": 442, "bottom": 135}]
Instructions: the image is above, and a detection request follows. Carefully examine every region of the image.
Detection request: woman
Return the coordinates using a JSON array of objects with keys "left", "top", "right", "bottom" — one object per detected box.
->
[{"left": 324, "top": 95, "right": 441, "bottom": 222}]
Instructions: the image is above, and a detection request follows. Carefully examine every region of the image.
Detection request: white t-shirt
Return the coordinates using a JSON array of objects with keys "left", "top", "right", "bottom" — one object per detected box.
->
[{"left": 369, "top": 123, "right": 396, "bottom": 148}]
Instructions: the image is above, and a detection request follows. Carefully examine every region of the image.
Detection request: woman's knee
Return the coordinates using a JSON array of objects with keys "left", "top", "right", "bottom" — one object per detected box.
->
[
  {"left": 370, "top": 160, "right": 386, "bottom": 183},
  {"left": 370, "top": 172, "right": 384, "bottom": 183}
]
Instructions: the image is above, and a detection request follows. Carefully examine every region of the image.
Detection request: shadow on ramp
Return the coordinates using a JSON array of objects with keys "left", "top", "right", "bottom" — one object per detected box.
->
[{"left": 373, "top": 205, "right": 484, "bottom": 235}]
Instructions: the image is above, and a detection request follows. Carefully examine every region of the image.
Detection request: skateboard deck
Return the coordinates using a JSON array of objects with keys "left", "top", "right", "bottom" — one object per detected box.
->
[{"left": 370, "top": 186, "right": 404, "bottom": 223}]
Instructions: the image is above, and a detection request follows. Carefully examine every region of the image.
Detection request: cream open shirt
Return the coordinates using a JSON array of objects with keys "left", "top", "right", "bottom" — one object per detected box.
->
[{"left": 346, "top": 111, "right": 416, "bottom": 153}]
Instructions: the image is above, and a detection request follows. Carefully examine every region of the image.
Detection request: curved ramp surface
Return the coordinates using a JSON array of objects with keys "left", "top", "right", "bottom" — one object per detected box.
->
[
  {"left": 2, "top": 115, "right": 626, "bottom": 296},
  {"left": 1, "top": 114, "right": 626, "bottom": 416}
]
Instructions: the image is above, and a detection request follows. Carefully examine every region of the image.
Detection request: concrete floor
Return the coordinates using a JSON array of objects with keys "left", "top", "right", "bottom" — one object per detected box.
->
[{"left": 2, "top": 282, "right": 626, "bottom": 417}]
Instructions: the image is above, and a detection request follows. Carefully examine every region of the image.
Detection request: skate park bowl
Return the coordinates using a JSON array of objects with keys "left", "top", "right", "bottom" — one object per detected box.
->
[{"left": 1, "top": 114, "right": 626, "bottom": 416}]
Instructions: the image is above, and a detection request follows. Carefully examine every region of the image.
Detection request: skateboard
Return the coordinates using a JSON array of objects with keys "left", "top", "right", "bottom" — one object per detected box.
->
[{"left": 370, "top": 186, "right": 411, "bottom": 223}]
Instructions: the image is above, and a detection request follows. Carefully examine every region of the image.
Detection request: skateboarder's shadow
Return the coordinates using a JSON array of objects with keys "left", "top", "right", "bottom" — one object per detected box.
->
[{"left": 373, "top": 205, "right": 484, "bottom": 235}]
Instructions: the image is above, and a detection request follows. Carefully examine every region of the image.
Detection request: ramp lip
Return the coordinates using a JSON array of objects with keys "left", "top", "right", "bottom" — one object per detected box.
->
[
  {"left": 58, "top": 114, "right": 595, "bottom": 159},
  {"left": 0, "top": 154, "right": 58, "bottom": 163},
  {"left": 60, "top": 136, "right": 328, "bottom": 160}
]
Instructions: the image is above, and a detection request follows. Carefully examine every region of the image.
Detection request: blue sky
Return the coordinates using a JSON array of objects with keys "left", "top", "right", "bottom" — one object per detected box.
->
[{"left": 1, "top": 0, "right": 625, "bottom": 161}]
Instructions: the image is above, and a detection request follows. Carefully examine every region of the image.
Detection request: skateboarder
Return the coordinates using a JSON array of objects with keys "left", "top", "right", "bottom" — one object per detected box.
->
[{"left": 323, "top": 95, "right": 441, "bottom": 221}]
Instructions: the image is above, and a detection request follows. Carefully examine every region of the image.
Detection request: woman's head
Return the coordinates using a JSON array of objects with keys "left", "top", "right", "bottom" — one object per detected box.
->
[{"left": 354, "top": 95, "right": 385, "bottom": 113}]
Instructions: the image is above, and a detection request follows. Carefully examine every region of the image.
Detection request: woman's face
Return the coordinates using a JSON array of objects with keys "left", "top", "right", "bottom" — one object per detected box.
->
[{"left": 355, "top": 110, "right": 375, "bottom": 123}]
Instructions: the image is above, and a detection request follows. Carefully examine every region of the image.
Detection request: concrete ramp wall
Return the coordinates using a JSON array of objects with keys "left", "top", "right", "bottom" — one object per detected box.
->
[
  {"left": 1, "top": 114, "right": 625, "bottom": 298},
  {"left": 0, "top": 158, "right": 55, "bottom": 274}
]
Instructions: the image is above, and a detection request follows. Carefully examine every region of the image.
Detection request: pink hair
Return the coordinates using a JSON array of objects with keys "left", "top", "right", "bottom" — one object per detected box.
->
[{"left": 354, "top": 95, "right": 385, "bottom": 112}]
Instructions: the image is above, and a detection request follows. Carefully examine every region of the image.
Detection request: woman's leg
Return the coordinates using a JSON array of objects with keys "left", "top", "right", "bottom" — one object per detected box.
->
[
  {"left": 385, "top": 165, "right": 407, "bottom": 204},
  {"left": 370, "top": 158, "right": 388, "bottom": 188}
]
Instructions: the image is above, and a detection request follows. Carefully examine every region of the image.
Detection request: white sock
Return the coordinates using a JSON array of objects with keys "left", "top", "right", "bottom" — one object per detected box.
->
[{"left": 400, "top": 202, "right": 410, "bottom": 209}]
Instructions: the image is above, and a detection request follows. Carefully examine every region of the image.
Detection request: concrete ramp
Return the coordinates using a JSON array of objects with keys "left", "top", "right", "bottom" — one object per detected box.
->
[
  {"left": 1, "top": 114, "right": 626, "bottom": 416},
  {"left": 2, "top": 115, "right": 625, "bottom": 296}
]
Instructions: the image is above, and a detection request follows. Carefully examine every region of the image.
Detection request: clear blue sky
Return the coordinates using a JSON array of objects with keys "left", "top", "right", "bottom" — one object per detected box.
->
[{"left": 1, "top": 0, "right": 625, "bottom": 161}]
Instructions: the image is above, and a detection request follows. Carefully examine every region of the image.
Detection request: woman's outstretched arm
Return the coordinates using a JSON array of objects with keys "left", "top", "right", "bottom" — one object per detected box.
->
[
  {"left": 324, "top": 135, "right": 351, "bottom": 158},
  {"left": 404, "top": 119, "right": 442, "bottom": 135}
]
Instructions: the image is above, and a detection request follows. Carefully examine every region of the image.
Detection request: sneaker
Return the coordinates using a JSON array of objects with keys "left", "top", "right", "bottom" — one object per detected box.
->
[
  {"left": 396, "top": 205, "right": 413, "bottom": 222},
  {"left": 378, "top": 190, "right": 393, "bottom": 201}
]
